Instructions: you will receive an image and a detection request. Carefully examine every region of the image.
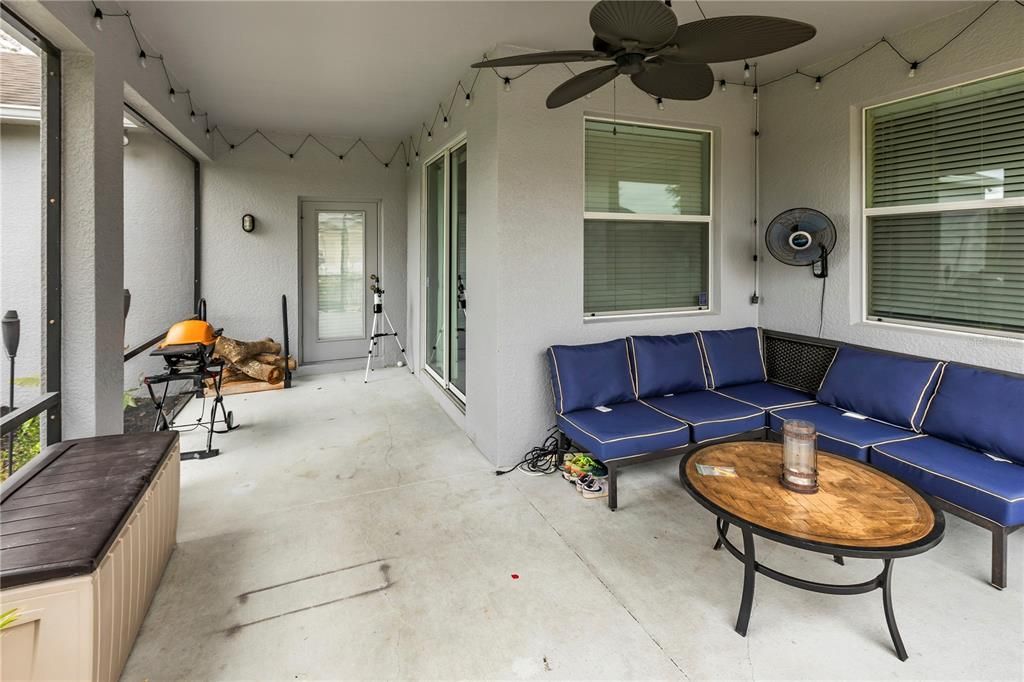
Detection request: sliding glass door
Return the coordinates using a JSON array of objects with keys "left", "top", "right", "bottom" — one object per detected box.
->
[{"left": 423, "top": 139, "right": 468, "bottom": 402}]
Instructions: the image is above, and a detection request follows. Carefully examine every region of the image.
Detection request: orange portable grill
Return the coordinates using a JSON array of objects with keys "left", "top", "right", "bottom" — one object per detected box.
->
[{"left": 145, "top": 319, "right": 237, "bottom": 460}]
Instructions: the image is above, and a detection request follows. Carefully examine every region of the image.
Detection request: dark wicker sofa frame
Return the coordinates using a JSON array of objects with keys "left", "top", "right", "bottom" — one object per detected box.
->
[{"left": 557, "top": 327, "right": 1022, "bottom": 589}]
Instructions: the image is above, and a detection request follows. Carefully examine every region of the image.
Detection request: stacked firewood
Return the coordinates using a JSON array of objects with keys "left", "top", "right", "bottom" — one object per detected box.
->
[{"left": 213, "top": 336, "right": 295, "bottom": 386}]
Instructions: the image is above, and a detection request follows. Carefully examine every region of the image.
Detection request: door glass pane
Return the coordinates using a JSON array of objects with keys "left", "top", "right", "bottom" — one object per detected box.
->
[
  {"left": 450, "top": 144, "right": 468, "bottom": 395},
  {"left": 425, "top": 157, "right": 446, "bottom": 378},
  {"left": 317, "top": 210, "right": 365, "bottom": 339}
]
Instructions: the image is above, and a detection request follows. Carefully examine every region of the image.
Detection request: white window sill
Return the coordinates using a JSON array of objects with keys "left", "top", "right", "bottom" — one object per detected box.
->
[
  {"left": 859, "top": 317, "right": 1024, "bottom": 342},
  {"left": 583, "top": 308, "right": 715, "bottom": 324}
]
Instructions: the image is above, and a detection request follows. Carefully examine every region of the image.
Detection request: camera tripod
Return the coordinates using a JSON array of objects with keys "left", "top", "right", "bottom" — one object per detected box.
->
[{"left": 365, "top": 274, "right": 413, "bottom": 383}]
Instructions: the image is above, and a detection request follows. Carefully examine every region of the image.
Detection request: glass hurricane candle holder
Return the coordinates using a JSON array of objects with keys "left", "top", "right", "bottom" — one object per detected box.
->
[{"left": 781, "top": 419, "right": 818, "bottom": 493}]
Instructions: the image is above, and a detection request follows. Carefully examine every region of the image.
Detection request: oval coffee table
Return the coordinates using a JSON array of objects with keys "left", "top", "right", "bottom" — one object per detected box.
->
[{"left": 680, "top": 441, "right": 944, "bottom": 661}]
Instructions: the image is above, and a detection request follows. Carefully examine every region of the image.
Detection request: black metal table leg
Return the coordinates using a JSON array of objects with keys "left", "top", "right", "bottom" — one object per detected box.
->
[
  {"left": 881, "top": 559, "right": 908, "bottom": 661},
  {"left": 714, "top": 519, "right": 730, "bottom": 550},
  {"left": 735, "top": 526, "right": 756, "bottom": 636}
]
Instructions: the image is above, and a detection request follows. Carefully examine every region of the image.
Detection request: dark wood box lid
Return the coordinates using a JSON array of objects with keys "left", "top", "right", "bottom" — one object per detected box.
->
[{"left": 1, "top": 431, "right": 178, "bottom": 589}]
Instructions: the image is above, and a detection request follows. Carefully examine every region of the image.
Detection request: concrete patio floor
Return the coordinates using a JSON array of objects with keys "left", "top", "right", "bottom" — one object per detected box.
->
[{"left": 122, "top": 368, "right": 1023, "bottom": 681}]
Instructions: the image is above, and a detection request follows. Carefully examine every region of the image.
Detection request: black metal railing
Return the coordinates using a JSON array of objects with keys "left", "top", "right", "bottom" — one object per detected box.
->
[{"left": 1, "top": 391, "right": 59, "bottom": 481}]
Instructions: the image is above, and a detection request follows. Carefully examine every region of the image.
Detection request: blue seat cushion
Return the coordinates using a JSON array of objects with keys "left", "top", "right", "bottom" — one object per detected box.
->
[
  {"left": 644, "top": 391, "right": 764, "bottom": 444},
  {"left": 558, "top": 401, "right": 690, "bottom": 462},
  {"left": 872, "top": 437, "right": 1024, "bottom": 527},
  {"left": 715, "top": 382, "right": 815, "bottom": 414},
  {"left": 547, "top": 339, "right": 634, "bottom": 414},
  {"left": 921, "top": 364, "right": 1024, "bottom": 466},
  {"left": 769, "top": 403, "right": 920, "bottom": 462},
  {"left": 628, "top": 334, "right": 707, "bottom": 399},
  {"left": 697, "top": 327, "right": 767, "bottom": 389},
  {"left": 817, "top": 347, "right": 943, "bottom": 431}
]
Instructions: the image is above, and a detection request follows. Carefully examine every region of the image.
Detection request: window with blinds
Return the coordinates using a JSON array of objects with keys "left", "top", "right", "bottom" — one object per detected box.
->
[
  {"left": 864, "top": 70, "right": 1024, "bottom": 335},
  {"left": 584, "top": 119, "right": 711, "bottom": 316}
]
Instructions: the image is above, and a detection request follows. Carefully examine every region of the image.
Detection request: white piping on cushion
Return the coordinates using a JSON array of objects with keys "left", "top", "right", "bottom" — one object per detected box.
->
[
  {"left": 640, "top": 398, "right": 762, "bottom": 427},
  {"left": 560, "top": 412, "right": 689, "bottom": 445},
  {"left": 696, "top": 331, "right": 715, "bottom": 389},
  {"left": 756, "top": 328, "right": 768, "bottom": 382},
  {"left": 695, "top": 430, "right": 762, "bottom": 445},
  {"left": 710, "top": 388, "right": 815, "bottom": 411},
  {"left": 918, "top": 362, "right": 947, "bottom": 432},
  {"left": 873, "top": 445, "right": 1024, "bottom": 503},
  {"left": 693, "top": 332, "right": 710, "bottom": 390},
  {"left": 907, "top": 361, "right": 943, "bottom": 432},
  {"left": 817, "top": 348, "right": 840, "bottom": 392},
  {"left": 549, "top": 347, "right": 565, "bottom": 416},
  {"left": 627, "top": 337, "right": 639, "bottom": 399}
]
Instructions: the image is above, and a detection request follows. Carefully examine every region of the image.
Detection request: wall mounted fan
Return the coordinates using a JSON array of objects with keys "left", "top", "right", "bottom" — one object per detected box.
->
[
  {"left": 471, "top": 0, "right": 816, "bottom": 108},
  {"left": 765, "top": 208, "right": 836, "bottom": 279}
]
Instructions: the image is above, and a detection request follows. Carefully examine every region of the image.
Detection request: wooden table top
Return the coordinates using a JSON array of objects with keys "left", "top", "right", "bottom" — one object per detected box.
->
[{"left": 683, "top": 442, "right": 937, "bottom": 550}]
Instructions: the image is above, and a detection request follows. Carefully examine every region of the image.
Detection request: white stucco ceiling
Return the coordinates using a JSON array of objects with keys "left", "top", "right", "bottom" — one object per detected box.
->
[{"left": 120, "top": 1, "right": 974, "bottom": 139}]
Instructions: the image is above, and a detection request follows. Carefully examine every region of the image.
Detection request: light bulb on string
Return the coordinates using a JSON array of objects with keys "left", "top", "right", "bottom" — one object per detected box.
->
[
  {"left": 743, "top": 62, "right": 751, "bottom": 79},
  {"left": 138, "top": 50, "right": 148, "bottom": 69},
  {"left": 205, "top": 129, "right": 211, "bottom": 139},
  {"left": 752, "top": 86, "right": 758, "bottom": 101},
  {"left": 503, "top": 77, "right": 511, "bottom": 92},
  {"left": 168, "top": 88, "right": 176, "bottom": 103},
  {"left": 719, "top": 80, "right": 726, "bottom": 93},
  {"left": 814, "top": 76, "right": 822, "bottom": 90},
  {"left": 908, "top": 61, "right": 918, "bottom": 78},
  {"left": 443, "top": 115, "right": 449, "bottom": 129},
  {"left": 427, "top": 130, "right": 433, "bottom": 142},
  {"left": 190, "top": 110, "right": 197, "bottom": 123},
  {"left": 465, "top": 93, "right": 472, "bottom": 107},
  {"left": 656, "top": 97, "right": 664, "bottom": 111},
  {"left": 93, "top": 8, "right": 103, "bottom": 31},
  {"left": 338, "top": 155, "right": 344, "bottom": 164}
]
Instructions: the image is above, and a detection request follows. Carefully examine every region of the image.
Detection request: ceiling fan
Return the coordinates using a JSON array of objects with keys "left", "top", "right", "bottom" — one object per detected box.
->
[{"left": 471, "top": 0, "right": 816, "bottom": 108}]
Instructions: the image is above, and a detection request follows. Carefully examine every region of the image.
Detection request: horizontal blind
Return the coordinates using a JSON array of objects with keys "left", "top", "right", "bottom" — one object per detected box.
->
[
  {"left": 867, "top": 70, "right": 1024, "bottom": 207},
  {"left": 585, "top": 220, "right": 709, "bottom": 315},
  {"left": 867, "top": 207, "right": 1024, "bottom": 333},
  {"left": 585, "top": 120, "right": 710, "bottom": 215}
]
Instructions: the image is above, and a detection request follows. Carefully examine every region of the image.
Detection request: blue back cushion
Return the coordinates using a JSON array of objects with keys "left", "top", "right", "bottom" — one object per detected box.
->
[
  {"left": 547, "top": 339, "right": 634, "bottom": 414},
  {"left": 629, "top": 334, "right": 707, "bottom": 399},
  {"left": 698, "top": 328, "right": 766, "bottom": 388},
  {"left": 817, "top": 347, "right": 942, "bottom": 431},
  {"left": 922, "top": 364, "right": 1024, "bottom": 464}
]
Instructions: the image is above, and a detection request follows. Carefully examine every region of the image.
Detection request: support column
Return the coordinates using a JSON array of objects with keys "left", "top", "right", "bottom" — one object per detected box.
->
[{"left": 61, "top": 53, "right": 124, "bottom": 438}]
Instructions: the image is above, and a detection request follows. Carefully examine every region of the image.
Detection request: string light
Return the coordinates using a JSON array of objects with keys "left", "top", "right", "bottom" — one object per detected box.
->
[
  {"left": 92, "top": 7, "right": 103, "bottom": 31},
  {"left": 138, "top": 49, "right": 147, "bottom": 69},
  {"left": 205, "top": 128, "right": 211, "bottom": 139},
  {"left": 503, "top": 77, "right": 512, "bottom": 92},
  {"left": 168, "top": 88, "right": 176, "bottom": 102},
  {"left": 814, "top": 76, "right": 822, "bottom": 90},
  {"left": 908, "top": 61, "right": 918, "bottom": 78},
  {"left": 752, "top": 86, "right": 758, "bottom": 101},
  {"left": 656, "top": 97, "right": 665, "bottom": 111},
  {"left": 443, "top": 115, "right": 449, "bottom": 128},
  {"left": 190, "top": 110, "right": 197, "bottom": 123},
  {"left": 719, "top": 79, "right": 726, "bottom": 92},
  {"left": 743, "top": 62, "right": 751, "bottom": 79},
  {"left": 465, "top": 93, "right": 471, "bottom": 106},
  {"left": 427, "top": 129, "right": 433, "bottom": 142}
]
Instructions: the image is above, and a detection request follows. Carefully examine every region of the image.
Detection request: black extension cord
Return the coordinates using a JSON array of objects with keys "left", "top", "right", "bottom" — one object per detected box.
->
[{"left": 495, "top": 428, "right": 569, "bottom": 476}]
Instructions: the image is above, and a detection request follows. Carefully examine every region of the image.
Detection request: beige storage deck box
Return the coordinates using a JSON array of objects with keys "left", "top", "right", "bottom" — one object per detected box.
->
[{"left": 1, "top": 432, "right": 179, "bottom": 682}]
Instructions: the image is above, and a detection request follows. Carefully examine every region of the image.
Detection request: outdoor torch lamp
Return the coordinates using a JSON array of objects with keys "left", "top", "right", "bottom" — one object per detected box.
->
[
  {"left": 781, "top": 419, "right": 818, "bottom": 493},
  {"left": 3, "top": 310, "right": 20, "bottom": 411}
]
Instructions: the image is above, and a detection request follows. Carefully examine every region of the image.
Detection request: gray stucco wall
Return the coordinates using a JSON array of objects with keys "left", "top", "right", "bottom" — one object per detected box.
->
[
  {"left": 123, "top": 127, "right": 196, "bottom": 392},
  {"left": 409, "top": 69, "right": 759, "bottom": 466},
  {"left": 0, "top": 122, "right": 43, "bottom": 404},
  {"left": 201, "top": 132, "right": 407, "bottom": 367},
  {"left": 759, "top": 2, "right": 1024, "bottom": 371}
]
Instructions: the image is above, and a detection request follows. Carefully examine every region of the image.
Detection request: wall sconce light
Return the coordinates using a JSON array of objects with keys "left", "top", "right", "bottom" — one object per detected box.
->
[{"left": 242, "top": 214, "right": 256, "bottom": 233}]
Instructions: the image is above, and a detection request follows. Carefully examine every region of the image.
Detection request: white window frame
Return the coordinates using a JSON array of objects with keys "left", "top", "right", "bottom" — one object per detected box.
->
[
  {"left": 420, "top": 133, "right": 468, "bottom": 404},
  {"left": 860, "top": 70, "right": 1024, "bottom": 340},
  {"left": 583, "top": 116, "right": 714, "bottom": 320}
]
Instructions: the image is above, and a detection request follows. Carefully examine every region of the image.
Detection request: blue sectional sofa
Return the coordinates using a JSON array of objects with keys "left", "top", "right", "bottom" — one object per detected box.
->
[{"left": 546, "top": 327, "right": 1024, "bottom": 588}]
